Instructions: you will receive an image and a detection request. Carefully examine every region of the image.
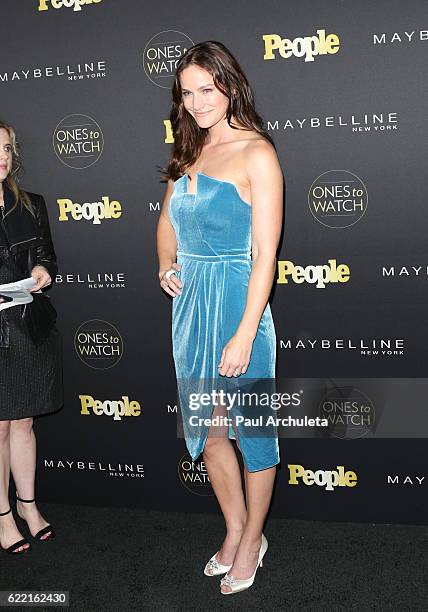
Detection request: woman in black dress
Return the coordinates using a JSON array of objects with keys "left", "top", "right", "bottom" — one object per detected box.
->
[{"left": 0, "top": 120, "right": 62, "bottom": 554}]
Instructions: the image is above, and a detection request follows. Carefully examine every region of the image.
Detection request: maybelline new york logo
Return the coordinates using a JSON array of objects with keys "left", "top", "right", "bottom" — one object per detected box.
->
[
  {"left": 0, "top": 61, "right": 106, "bottom": 84},
  {"left": 280, "top": 337, "right": 405, "bottom": 356},
  {"left": 55, "top": 271, "right": 126, "bottom": 289},
  {"left": 38, "top": 0, "right": 102, "bottom": 11},
  {"left": 387, "top": 474, "right": 426, "bottom": 486},
  {"left": 263, "top": 29, "right": 340, "bottom": 62},
  {"left": 382, "top": 265, "right": 428, "bottom": 279},
  {"left": 267, "top": 112, "right": 398, "bottom": 132},
  {"left": 43, "top": 458, "right": 144, "bottom": 479},
  {"left": 373, "top": 30, "right": 428, "bottom": 45},
  {"left": 277, "top": 259, "right": 350, "bottom": 288}
]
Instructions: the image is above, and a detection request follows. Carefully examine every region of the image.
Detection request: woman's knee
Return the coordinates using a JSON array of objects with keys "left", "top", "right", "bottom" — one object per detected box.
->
[
  {"left": 0, "top": 420, "right": 11, "bottom": 442},
  {"left": 203, "top": 434, "right": 228, "bottom": 457},
  {"left": 10, "top": 417, "right": 34, "bottom": 434}
]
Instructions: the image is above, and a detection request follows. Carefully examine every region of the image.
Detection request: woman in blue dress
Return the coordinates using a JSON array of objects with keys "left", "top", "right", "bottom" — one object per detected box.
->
[{"left": 157, "top": 41, "right": 284, "bottom": 595}]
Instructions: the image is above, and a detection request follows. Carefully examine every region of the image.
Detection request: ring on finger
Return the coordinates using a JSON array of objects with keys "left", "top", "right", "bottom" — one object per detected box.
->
[{"left": 164, "top": 268, "right": 176, "bottom": 281}]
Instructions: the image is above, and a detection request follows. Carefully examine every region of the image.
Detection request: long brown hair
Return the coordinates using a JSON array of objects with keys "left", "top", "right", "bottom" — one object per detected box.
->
[
  {"left": 0, "top": 120, "right": 32, "bottom": 214},
  {"left": 162, "top": 40, "right": 275, "bottom": 182}
]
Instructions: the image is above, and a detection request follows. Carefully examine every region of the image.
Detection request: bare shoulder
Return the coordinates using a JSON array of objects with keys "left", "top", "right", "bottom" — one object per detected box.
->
[
  {"left": 244, "top": 137, "right": 282, "bottom": 182},
  {"left": 163, "top": 177, "right": 176, "bottom": 196},
  {"left": 245, "top": 137, "right": 277, "bottom": 162}
]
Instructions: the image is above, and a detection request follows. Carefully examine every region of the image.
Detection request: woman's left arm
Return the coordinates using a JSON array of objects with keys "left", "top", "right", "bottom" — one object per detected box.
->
[
  {"left": 218, "top": 141, "right": 283, "bottom": 377},
  {"left": 31, "top": 194, "right": 58, "bottom": 292}
]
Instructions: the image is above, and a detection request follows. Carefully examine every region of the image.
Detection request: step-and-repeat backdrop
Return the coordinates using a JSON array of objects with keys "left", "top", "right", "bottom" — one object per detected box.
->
[{"left": 1, "top": 0, "right": 427, "bottom": 524}]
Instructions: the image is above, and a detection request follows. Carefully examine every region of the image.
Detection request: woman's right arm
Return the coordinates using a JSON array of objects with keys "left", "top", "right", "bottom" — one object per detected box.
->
[{"left": 156, "top": 179, "right": 182, "bottom": 297}]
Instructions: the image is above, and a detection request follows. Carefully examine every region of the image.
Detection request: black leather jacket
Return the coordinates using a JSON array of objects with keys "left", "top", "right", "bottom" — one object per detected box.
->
[{"left": 0, "top": 187, "right": 58, "bottom": 347}]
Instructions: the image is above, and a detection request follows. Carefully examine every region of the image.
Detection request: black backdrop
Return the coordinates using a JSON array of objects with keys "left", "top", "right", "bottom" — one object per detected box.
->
[{"left": 1, "top": 0, "right": 427, "bottom": 524}]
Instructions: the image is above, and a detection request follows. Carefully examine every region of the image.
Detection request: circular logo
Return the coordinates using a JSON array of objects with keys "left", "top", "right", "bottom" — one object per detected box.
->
[
  {"left": 143, "top": 30, "right": 194, "bottom": 88},
  {"left": 53, "top": 113, "right": 104, "bottom": 169},
  {"left": 177, "top": 453, "right": 213, "bottom": 496},
  {"left": 74, "top": 319, "right": 123, "bottom": 369},
  {"left": 308, "top": 170, "right": 368, "bottom": 228},
  {"left": 319, "top": 386, "right": 375, "bottom": 439}
]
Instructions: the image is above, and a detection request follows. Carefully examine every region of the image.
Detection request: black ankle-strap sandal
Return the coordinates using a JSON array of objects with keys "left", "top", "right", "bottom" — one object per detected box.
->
[
  {"left": 0, "top": 508, "right": 32, "bottom": 554},
  {"left": 16, "top": 497, "right": 56, "bottom": 542}
]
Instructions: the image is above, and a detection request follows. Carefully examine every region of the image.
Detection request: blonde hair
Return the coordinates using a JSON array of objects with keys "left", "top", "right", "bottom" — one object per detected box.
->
[{"left": 0, "top": 120, "right": 32, "bottom": 214}]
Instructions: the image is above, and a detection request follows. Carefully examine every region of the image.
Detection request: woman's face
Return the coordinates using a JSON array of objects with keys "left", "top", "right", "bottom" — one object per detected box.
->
[
  {"left": 180, "top": 65, "right": 230, "bottom": 129},
  {"left": 0, "top": 128, "right": 13, "bottom": 182}
]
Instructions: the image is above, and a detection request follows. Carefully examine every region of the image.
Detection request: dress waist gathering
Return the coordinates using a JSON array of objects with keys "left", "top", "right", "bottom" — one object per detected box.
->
[{"left": 176, "top": 250, "right": 251, "bottom": 263}]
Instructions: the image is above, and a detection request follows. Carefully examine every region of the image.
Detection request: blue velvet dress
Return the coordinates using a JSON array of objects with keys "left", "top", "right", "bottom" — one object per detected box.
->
[{"left": 168, "top": 172, "right": 280, "bottom": 472}]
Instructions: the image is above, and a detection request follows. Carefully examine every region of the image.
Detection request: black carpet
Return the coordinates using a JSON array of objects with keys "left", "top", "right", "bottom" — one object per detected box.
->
[{"left": 0, "top": 503, "right": 427, "bottom": 612}]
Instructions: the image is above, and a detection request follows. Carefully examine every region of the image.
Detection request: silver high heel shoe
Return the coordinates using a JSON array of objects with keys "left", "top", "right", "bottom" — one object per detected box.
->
[
  {"left": 220, "top": 534, "right": 268, "bottom": 595},
  {"left": 204, "top": 551, "right": 232, "bottom": 576}
]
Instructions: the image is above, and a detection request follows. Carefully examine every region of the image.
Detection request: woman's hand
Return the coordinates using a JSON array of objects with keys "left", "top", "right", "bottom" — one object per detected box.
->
[
  {"left": 218, "top": 332, "right": 254, "bottom": 377},
  {"left": 30, "top": 265, "right": 52, "bottom": 292},
  {"left": 159, "top": 262, "right": 182, "bottom": 297}
]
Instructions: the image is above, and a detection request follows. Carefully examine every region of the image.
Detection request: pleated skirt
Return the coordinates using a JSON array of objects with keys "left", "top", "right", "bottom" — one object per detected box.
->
[{"left": 0, "top": 250, "right": 63, "bottom": 421}]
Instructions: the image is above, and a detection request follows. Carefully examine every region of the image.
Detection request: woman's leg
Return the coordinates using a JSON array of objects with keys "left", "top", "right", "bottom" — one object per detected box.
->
[
  {"left": 221, "top": 464, "right": 276, "bottom": 593},
  {"left": 10, "top": 418, "right": 51, "bottom": 539},
  {"left": 0, "top": 420, "right": 29, "bottom": 551},
  {"left": 202, "top": 401, "right": 247, "bottom": 571}
]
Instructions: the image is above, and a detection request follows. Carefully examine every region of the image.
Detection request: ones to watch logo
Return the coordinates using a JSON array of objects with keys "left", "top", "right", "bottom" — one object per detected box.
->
[
  {"left": 74, "top": 320, "right": 123, "bottom": 369},
  {"left": 143, "top": 30, "right": 194, "bottom": 88},
  {"left": 309, "top": 170, "right": 368, "bottom": 228},
  {"left": 319, "top": 387, "right": 375, "bottom": 439},
  {"left": 53, "top": 114, "right": 104, "bottom": 169},
  {"left": 178, "top": 453, "right": 213, "bottom": 496}
]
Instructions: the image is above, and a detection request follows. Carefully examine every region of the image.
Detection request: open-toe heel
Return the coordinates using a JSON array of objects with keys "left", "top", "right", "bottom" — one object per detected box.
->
[
  {"left": 0, "top": 508, "right": 31, "bottom": 554},
  {"left": 204, "top": 552, "right": 233, "bottom": 576},
  {"left": 16, "top": 497, "right": 55, "bottom": 542},
  {"left": 220, "top": 534, "right": 268, "bottom": 595}
]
